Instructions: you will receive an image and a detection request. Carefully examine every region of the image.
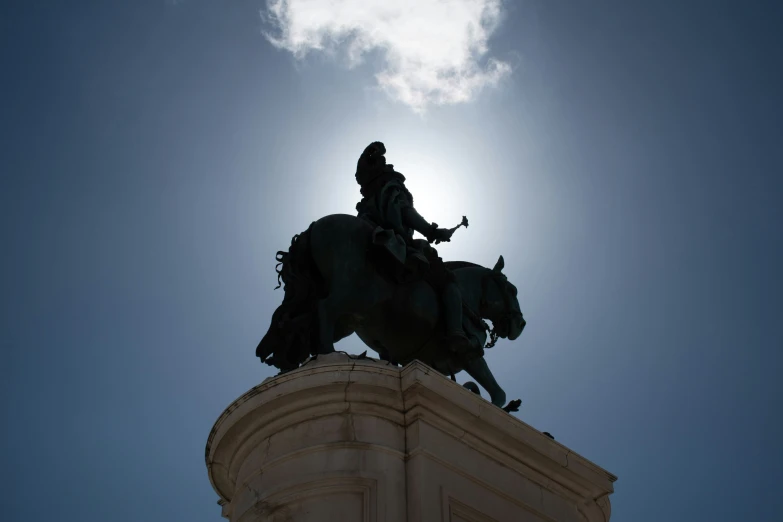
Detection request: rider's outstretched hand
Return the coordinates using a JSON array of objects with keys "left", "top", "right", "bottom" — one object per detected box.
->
[{"left": 430, "top": 227, "right": 454, "bottom": 244}]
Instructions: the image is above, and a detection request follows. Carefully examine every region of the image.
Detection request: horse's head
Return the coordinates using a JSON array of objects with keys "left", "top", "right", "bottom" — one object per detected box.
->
[{"left": 481, "top": 256, "right": 526, "bottom": 341}]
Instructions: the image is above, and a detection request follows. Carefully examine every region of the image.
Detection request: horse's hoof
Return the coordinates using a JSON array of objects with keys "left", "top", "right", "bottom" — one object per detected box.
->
[{"left": 502, "top": 399, "right": 522, "bottom": 413}]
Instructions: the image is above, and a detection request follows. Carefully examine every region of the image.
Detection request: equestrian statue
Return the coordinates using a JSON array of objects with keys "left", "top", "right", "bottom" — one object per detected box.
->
[{"left": 256, "top": 142, "right": 526, "bottom": 412}]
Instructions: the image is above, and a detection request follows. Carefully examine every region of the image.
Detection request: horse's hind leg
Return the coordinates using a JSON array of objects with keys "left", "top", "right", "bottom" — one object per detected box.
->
[
  {"left": 463, "top": 356, "right": 507, "bottom": 407},
  {"left": 315, "top": 298, "right": 339, "bottom": 354},
  {"left": 315, "top": 289, "right": 362, "bottom": 353},
  {"left": 315, "top": 277, "right": 386, "bottom": 354}
]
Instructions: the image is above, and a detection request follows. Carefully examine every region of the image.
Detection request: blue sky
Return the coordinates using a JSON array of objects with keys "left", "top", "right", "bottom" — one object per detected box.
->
[{"left": 1, "top": 1, "right": 781, "bottom": 520}]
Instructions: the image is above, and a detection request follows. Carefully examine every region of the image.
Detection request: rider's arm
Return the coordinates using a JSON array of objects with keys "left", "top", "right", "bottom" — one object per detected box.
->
[{"left": 402, "top": 206, "right": 441, "bottom": 242}]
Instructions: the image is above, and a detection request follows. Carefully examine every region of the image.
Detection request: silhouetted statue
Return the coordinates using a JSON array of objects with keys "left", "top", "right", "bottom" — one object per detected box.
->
[{"left": 257, "top": 142, "right": 526, "bottom": 411}]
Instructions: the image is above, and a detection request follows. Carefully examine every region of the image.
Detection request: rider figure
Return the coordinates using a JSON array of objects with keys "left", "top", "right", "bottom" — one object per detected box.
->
[{"left": 354, "top": 141, "right": 474, "bottom": 355}]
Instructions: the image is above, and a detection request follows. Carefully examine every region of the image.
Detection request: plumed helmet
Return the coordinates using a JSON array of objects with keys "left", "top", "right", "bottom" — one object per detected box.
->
[
  {"left": 361, "top": 141, "right": 386, "bottom": 163},
  {"left": 355, "top": 141, "right": 388, "bottom": 185}
]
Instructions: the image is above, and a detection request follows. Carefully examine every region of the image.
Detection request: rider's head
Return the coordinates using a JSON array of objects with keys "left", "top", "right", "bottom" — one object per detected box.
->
[
  {"left": 355, "top": 141, "right": 388, "bottom": 185},
  {"left": 362, "top": 141, "right": 386, "bottom": 161}
]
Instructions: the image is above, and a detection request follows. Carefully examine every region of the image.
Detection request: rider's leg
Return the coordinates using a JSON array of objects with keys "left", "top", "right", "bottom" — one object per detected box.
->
[
  {"left": 442, "top": 281, "right": 465, "bottom": 336},
  {"left": 442, "top": 280, "right": 475, "bottom": 353},
  {"left": 420, "top": 244, "right": 474, "bottom": 353}
]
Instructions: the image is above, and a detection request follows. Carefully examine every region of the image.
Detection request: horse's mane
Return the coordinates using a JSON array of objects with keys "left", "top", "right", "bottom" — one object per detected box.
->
[{"left": 444, "top": 261, "right": 485, "bottom": 271}]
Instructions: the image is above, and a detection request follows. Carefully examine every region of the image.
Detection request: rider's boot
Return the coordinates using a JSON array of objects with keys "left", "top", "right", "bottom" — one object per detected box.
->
[{"left": 442, "top": 281, "right": 474, "bottom": 354}]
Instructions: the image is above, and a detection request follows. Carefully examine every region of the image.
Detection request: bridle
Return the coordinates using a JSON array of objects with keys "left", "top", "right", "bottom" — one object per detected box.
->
[{"left": 463, "top": 270, "right": 522, "bottom": 349}]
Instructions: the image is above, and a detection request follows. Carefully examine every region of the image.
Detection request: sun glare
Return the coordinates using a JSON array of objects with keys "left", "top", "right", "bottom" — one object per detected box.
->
[{"left": 396, "top": 154, "right": 469, "bottom": 229}]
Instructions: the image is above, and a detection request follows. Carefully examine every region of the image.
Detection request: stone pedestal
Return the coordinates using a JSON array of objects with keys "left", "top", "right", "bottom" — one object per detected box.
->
[{"left": 205, "top": 353, "right": 616, "bottom": 522}]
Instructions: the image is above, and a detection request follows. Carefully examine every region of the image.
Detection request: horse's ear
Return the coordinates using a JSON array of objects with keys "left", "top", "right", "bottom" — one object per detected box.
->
[{"left": 493, "top": 255, "right": 505, "bottom": 273}]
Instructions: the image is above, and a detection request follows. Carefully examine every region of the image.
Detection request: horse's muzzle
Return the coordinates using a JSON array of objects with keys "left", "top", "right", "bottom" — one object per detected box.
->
[{"left": 508, "top": 315, "right": 526, "bottom": 340}]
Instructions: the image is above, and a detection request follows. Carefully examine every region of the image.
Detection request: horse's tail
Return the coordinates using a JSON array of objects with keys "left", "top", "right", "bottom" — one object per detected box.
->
[{"left": 256, "top": 222, "right": 325, "bottom": 372}]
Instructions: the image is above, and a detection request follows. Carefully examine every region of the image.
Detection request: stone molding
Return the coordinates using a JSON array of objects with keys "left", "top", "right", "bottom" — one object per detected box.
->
[{"left": 206, "top": 353, "right": 616, "bottom": 522}]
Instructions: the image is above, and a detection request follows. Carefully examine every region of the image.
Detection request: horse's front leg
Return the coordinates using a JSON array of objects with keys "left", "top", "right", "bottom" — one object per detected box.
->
[{"left": 463, "top": 356, "right": 506, "bottom": 408}]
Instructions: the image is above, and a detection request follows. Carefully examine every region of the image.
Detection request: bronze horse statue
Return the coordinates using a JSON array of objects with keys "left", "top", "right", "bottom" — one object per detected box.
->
[{"left": 257, "top": 214, "right": 526, "bottom": 410}]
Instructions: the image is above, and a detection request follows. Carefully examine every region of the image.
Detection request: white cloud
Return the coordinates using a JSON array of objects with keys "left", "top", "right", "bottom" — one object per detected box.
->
[{"left": 262, "top": 0, "right": 511, "bottom": 113}]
